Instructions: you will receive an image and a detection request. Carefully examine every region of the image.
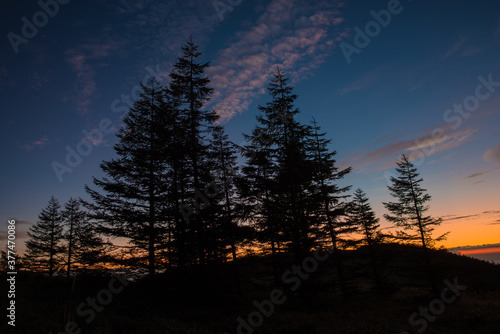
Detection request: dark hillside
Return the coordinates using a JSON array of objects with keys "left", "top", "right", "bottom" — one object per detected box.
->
[{"left": 2, "top": 243, "right": 500, "bottom": 333}]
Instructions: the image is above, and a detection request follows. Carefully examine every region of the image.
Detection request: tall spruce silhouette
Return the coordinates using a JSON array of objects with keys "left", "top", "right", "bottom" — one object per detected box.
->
[
  {"left": 267, "top": 68, "right": 315, "bottom": 261},
  {"left": 308, "top": 118, "right": 351, "bottom": 244},
  {"left": 308, "top": 117, "right": 352, "bottom": 296},
  {"left": 210, "top": 125, "right": 241, "bottom": 262},
  {"left": 62, "top": 197, "right": 106, "bottom": 274},
  {"left": 170, "top": 36, "right": 219, "bottom": 266},
  {"left": 25, "top": 196, "right": 65, "bottom": 276},
  {"left": 85, "top": 77, "right": 169, "bottom": 277},
  {"left": 242, "top": 68, "right": 309, "bottom": 263},
  {"left": 349, "top": 188, "right": 382, "bottom": 290},
  {"left": 383, "top": 154, "right": 448, "bottom": 294},
  {"left": 239, "top": 112, "right": 281, "bottom": 281},
  {"left": 61, "top": 197, "right": 84, "bottom": 277},
  {"left": 163, "top": 83, "right": 190, "bottom": 268},
  {"left": 242, "top": 68, "right": 352, "bottom": 265}
]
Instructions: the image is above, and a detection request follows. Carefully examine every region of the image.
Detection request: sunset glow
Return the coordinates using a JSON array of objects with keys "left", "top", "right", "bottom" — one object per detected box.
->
[
  {"left": 1, "top": 0, "right": 499, "bottom": 254},
  {"left": 459, "top": 247, "right": 500, "bottom": 256}
]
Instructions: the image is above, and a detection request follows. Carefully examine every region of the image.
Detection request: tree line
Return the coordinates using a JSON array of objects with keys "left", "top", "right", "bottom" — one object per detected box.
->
[{"left": 17, "top": 37, "right": 447, "bottom": 293}]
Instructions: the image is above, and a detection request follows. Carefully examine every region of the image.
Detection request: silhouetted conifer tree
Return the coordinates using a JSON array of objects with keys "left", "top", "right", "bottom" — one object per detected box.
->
[
  {"left": 85, "top": 77, "right": 169, "bottom": 277},
  {"left": 62, "top": 197, "right": 106, "bottom": 275},
  {"left": 210, "top": 125, "right": 241, "bottom": 262},
  {"left": 62, "top": 197, "right": 84, "bottom": 277},
  {"left": 383, "top": 154, "right": 448, "bottom": 294},
  {"left": 162, "top": 86, "right": 191, "bottom": 268},
  {"left": 308, "top": 118, "right": 351, "bottom": 246},
  {"left": 239, "top": 122, "right": 282, "bottom": 281},
  {"left": 25, "top": 196, "right": 65, "bottom": 276},
  {"left": 242, "top": 68, "right": 306, "bottom": 263},
  {"left": 308, "top": 118, "right": 352, "bottom": 296},
  {"left": 169, "top": 36, "right": 219, "bottom": 266},
  {"left": 349, "top": 188, "right": 382, "bottom": 289}
]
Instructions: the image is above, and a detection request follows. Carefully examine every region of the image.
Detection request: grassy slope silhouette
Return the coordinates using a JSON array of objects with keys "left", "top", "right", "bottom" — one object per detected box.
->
[{"left": 2, "top": 243, "right": 500, "bottom": 334}]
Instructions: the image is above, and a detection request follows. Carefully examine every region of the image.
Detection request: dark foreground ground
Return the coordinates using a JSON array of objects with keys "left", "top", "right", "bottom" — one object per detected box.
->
[{"left": 2, "top": 244, "right": 500, "bottom": 334}]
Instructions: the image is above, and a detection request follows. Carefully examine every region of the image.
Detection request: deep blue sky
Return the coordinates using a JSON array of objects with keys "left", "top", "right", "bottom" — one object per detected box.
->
[{"left": 1, "top": 0, "right": 499, "bottom": 250}]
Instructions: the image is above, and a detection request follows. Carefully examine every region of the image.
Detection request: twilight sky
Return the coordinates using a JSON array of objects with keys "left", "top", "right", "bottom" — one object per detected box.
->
[{"left": 1, "top": 0, "right": 499, "bottom": 251}]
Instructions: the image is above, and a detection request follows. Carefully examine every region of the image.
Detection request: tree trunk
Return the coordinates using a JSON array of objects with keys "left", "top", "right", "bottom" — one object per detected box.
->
[{"left": 67, "top": 217, "right": 74, "bottom": 278}]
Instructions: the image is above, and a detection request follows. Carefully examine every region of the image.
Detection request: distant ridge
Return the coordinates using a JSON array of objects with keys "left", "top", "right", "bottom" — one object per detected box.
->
[
  {"left": 448, "top": 243, "right": 500, "bottom": 264},
  {"left": 448, "top": 243, "right": 500, "bottom": 251}
]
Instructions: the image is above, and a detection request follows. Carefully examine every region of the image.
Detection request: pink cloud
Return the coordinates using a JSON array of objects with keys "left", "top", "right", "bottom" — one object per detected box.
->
[
  {"left": 22, "top": 135, "right": 50, "bottom": 150},
  {"left": 345, "top": 126, "right": 476, "bottom": 172},
  {"left": 484, "top": 144, "right": 500, "bottom": 164},
  {"left": 65, "top": 43, "right": 116, "bottom": 114},
  {"left": 207, "top": 0, "right": 347, "bottom": 122},
  {"left": 460, "top": 167, "right": 500, "bottom": 181}
]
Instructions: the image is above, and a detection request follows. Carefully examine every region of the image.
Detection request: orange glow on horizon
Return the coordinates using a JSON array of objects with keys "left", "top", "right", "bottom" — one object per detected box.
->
[
  {"left": 459, "top": 247, "right": 500, "bottom": 255},
  {"left": 432, "top": 215, "right": 500, "bottom": 249}
]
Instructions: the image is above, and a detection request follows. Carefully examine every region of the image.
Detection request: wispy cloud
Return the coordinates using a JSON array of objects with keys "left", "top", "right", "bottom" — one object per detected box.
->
[
  {"left": 339, "top": 65, "right": 388, "bottom": 95},
  {"left": 460, "top": 144, "right": 500, "bottom": 180},
  {"left": 207, "top": 0, "right": 347, "bottom": 121},
  {"left": 441, "top": 214, "right": 479, "bottom": 222},
  {"left": 442, "top": 211, "right": 500, "bottom": 227},
  {"left": 487, "top": 220, "right": 500, "bottom": 225},
  {"left": 443, "top": 34, "right": 468, "bottom": 59},
  {"left": 62, "top": 0, "right": 346, "bottom": 121},
  {"left": 484, "top": 144, "right": 500, "bottom": 163},
  {"left": 107, "top": 0, "right": 218, "bottom": 70},
  {"left": 460, "top": 167, "right": 500, "bottom": 180},
  {"left": 442, "top": 31, "right": 498, "bottom": 59},
  {"left": 65, "top": 43, "right": 116, "bottom": 114},
  {"left": 28, "top": 70, "right": 52, "bottom": 90},
  {"left": 22, "top": 135, "right": 50, "bottom": 150},
  {"left": 57, "top": 0, "right": 219, "bottom": 112},
  {"left": 449, "top": 243, "right": 500, "bottom": 251},
  {"left": 461, "top": 46, "right": 487, "bottom": 57},
  {"left": 346, "top": 126, "right": 475, "bottom": 172}
]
